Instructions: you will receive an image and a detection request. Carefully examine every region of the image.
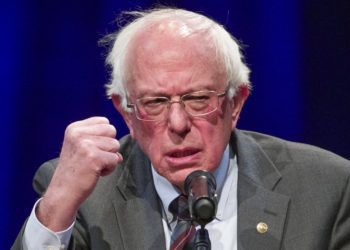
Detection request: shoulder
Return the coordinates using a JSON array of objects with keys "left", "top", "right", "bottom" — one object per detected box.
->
[
  {"left": 239, "top": 130, "right": 349, "bottom": 166},
  {"left": 236, "top": 129, "right": 350, "bottom": 184}
]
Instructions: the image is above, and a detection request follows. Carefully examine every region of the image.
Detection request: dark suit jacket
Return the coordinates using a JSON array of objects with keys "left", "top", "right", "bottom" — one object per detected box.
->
[{"left": 13, "top": 130, "right": 350, "bottom": 249}]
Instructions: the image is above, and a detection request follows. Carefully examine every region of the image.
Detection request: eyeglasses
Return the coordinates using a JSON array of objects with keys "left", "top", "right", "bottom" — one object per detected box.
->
[{"left": 127, "top": 89, "right": 228, "bottom": 121}]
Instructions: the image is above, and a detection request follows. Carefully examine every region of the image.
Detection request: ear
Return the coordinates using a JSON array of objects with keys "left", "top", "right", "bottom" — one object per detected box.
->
[
  {"left": 111, "top": 95, "right": 136, "bottom": 138},
  {"left": 230, "top": 85, "right": 249, "bottom": 130}
]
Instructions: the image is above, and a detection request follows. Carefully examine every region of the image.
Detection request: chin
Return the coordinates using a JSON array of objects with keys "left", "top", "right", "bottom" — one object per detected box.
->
[{"left": 166, "top": 167, "right": 202, "bottom": 187}]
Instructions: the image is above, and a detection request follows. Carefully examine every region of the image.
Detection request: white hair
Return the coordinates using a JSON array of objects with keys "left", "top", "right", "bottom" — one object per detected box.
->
[{"left": 104, "top": 8, "right": 251, "bottom": 110}]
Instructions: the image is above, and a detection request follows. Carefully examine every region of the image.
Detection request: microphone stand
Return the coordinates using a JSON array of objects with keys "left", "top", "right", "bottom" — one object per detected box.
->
[{"left": 193, "top": 226, "right": 211, "bottom": 250}]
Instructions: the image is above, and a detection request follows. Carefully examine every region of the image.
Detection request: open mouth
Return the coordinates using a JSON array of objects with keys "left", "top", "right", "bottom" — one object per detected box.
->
[{"left": 168, "top": 148, "right": 200, "bottom": 158}]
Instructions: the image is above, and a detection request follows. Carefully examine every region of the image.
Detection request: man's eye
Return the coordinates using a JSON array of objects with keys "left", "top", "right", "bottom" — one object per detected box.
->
[
  {"left": 142, "top": 98, "right": 167, "bottom": 106},
  {"left": 183, "top": 94, "right": 210, "bottom": 102}
]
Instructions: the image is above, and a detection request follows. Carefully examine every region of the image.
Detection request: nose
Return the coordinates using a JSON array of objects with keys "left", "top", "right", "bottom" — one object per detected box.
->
[{"left": 167, "top": 101, "right": 191, "bottom": 136}]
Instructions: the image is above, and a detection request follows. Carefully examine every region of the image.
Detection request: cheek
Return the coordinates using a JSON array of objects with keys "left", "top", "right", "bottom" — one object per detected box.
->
[
  {"left": 195, "top": 119, "right": 231, "bottom": 165},
  {"left": 205, "top": 105, "right": 234, "bottom": 159},
  {"left": 205, "top": 101, "right": 235, "bottom": 138},
  {"left": 131, "top": 121, "right": 165, "bottom": 158},
  {"left": 133, "top": 123, "right": 154, "bottom": 144}
]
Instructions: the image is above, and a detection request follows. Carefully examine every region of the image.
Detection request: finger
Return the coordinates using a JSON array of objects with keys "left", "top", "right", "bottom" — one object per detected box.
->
[
  {"left": 96, "top": 151, "right": 123, "bottom": 176},
  {"left": 81, "top": 116, "right": 110, "bottom": 125},
  {"left": 69, "top": 117, "right": 110, "bottom": 129},
  {"left": 67, "top": 123, "right": 117, "bottom": 139},
  {"left": 79, "top": 136, "right": 120, "bottom": 153}
]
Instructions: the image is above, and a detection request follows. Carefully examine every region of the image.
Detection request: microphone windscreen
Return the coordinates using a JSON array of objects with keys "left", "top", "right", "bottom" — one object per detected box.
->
[{"left": 184, "top": 170, "right": 217, "bottom": 226}]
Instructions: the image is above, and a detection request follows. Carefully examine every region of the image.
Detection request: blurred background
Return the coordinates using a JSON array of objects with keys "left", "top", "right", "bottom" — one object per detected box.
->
[{"left": 1, "top": 0, "right": 349, "bottom": 248}]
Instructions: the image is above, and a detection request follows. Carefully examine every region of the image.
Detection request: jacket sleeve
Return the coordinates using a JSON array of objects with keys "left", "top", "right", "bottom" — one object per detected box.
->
[{"left": 328, "top": 173, "right": 350, "bottom": 249}]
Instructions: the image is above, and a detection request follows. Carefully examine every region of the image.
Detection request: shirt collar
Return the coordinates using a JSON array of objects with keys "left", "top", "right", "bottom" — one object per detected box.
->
[{"left": 152, "top": 145, "right": 230, "bottom": 221}]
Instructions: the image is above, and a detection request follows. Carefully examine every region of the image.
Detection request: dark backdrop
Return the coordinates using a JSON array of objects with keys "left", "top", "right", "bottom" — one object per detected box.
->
[{"left": 1, "top": 0, "right": 349, "bottom": 248}]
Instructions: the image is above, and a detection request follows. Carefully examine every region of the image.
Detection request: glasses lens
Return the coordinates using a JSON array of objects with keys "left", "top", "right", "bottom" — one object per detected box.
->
[
  {"left": 136, "top": 97, "right": 168, "bottom": 120},
  {"left": 134, "top": 90, "right": 222, "bottom": 121},
  {"left": 183, "top": 91, "right": 218, "bottom": 116}
]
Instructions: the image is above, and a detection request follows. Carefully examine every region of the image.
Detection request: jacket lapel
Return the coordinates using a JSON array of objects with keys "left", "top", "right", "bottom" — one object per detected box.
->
[
  {"left": 233, "top": 130, "right": 290, "bottom": 250},
  {"left": 112, "top": 142, "right": 166, "bottom": 250}
]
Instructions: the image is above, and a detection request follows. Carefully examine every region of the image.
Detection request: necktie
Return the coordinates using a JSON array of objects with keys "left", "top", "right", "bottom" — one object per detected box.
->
[{"left": 169, "top": 194, "right": 196, "bottom": 250}]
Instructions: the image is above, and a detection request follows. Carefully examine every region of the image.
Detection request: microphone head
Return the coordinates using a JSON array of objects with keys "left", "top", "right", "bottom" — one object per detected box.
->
[{"left": 184, "top": 170, "right": 217, "bottom": 226}]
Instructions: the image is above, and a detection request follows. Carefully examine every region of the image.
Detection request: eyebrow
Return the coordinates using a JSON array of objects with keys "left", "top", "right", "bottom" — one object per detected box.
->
[{"left": 136, "top": 87, "right": 216, "bottom": 98}]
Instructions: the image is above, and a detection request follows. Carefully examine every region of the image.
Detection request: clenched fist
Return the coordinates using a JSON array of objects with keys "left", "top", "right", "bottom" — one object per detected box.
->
[{"left": 37, "top": 117, "right": 123, "bottom": 231}]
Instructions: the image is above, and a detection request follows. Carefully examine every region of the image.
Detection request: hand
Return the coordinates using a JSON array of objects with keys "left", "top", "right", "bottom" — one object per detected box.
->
[{"left": 37, "top": 117, "right": 123, "bottom": 231}]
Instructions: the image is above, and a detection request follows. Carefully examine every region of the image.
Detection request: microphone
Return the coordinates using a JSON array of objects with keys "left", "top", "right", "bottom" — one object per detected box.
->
[{"left": 184, "top": 170, "right": 218, "bottom": 227}]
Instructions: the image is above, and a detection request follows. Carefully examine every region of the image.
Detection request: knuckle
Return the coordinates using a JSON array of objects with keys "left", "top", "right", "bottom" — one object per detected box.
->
[
  {"left": 90, "top": 116, "right": 109, "bottom": 124},
  {"left": 100, "top": 117, "right": 110, "bottom": 124},
  {"left": 103, "top": 152, "right": 118, "bottom": 165},
  {"left": 65, "top": 126, "right": 81, "bottom": 140},
  {"left": 107, "top": 124, "right": 117, "bottom": 136},
  {"left": 111, "top": 138, "right": 120, "bottom": 147},
  {"left": 66, "top": 121, "right": 77, "bottom": 131},
  {"left": 79, "top": 138, "right": 93, "bottom": 150},
  {"left": 84, "top": 149, "right": 98, "bottom": 162},
  {"left": 64, "top": 124, "right": 73, "bottom": 137},
  {"left": 93, "top": 164, "right": 103, "bottom": 174},
  {"left": 107, "top": 139, "right": 120, "bottom": 153}
]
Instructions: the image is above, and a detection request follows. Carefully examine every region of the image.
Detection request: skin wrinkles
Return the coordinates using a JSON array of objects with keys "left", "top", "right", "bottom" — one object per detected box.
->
[
  {"left": 113, "top": 19, "right": 247, "bottom": 191},
  {"left": 125, "top": 21, "right": 225, "bottom": 98}
]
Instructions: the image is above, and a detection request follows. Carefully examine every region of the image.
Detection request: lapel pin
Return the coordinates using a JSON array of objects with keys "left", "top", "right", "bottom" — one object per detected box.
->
[{"left": 256, "top": 222, "right": 268, "bottom": 234}]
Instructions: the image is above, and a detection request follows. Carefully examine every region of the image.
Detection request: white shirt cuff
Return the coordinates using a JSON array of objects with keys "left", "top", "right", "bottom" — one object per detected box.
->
[{"left": 22, "top": 198, "right": 75, "bottom": 250}]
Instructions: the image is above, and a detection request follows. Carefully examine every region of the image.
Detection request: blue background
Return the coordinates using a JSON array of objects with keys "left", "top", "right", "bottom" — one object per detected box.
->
[{"left": 1, "top": 0, "right": 349, "bottom": 248}]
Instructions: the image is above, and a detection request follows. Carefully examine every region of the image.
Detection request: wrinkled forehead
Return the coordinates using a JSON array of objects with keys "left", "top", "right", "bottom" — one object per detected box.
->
[
  {"left": 126, "top": 18, "right": 218, "bottom": 67},
  {"left": 121, "top": 17, "right": 227, "bottom": 96}
]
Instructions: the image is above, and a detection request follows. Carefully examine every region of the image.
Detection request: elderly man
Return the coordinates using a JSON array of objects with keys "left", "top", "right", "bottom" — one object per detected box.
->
[{"left": 13, "top": 8, "right": 350, "bottom": 250}]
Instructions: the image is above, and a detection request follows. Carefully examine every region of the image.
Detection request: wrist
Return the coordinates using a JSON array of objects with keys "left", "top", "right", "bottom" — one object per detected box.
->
[{"left": 37, "top": 189, "right": 78, "bottom": 232}]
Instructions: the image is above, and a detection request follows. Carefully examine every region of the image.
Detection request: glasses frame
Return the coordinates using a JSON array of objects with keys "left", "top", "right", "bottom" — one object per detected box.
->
[{"left": 127, "top": 89, "right": 228, "bottom": 121}]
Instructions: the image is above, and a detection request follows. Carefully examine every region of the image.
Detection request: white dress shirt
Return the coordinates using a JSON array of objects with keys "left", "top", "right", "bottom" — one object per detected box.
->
[{"left": 22, "top": 199, "right": 74, "bottom": 250}]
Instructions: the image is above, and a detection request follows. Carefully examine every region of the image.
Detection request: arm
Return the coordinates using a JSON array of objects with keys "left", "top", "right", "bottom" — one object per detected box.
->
[
  {"left": 12, "top": 117, "right": 123, "bottom": 249},
  {"left": 36, "top": 116, "right": 122, "bottom": 231}
]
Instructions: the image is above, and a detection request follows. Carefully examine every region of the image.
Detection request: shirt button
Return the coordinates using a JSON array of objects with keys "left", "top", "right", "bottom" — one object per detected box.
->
[{"left": 256, "top": 222, "right": 268, "bottom": 234}]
